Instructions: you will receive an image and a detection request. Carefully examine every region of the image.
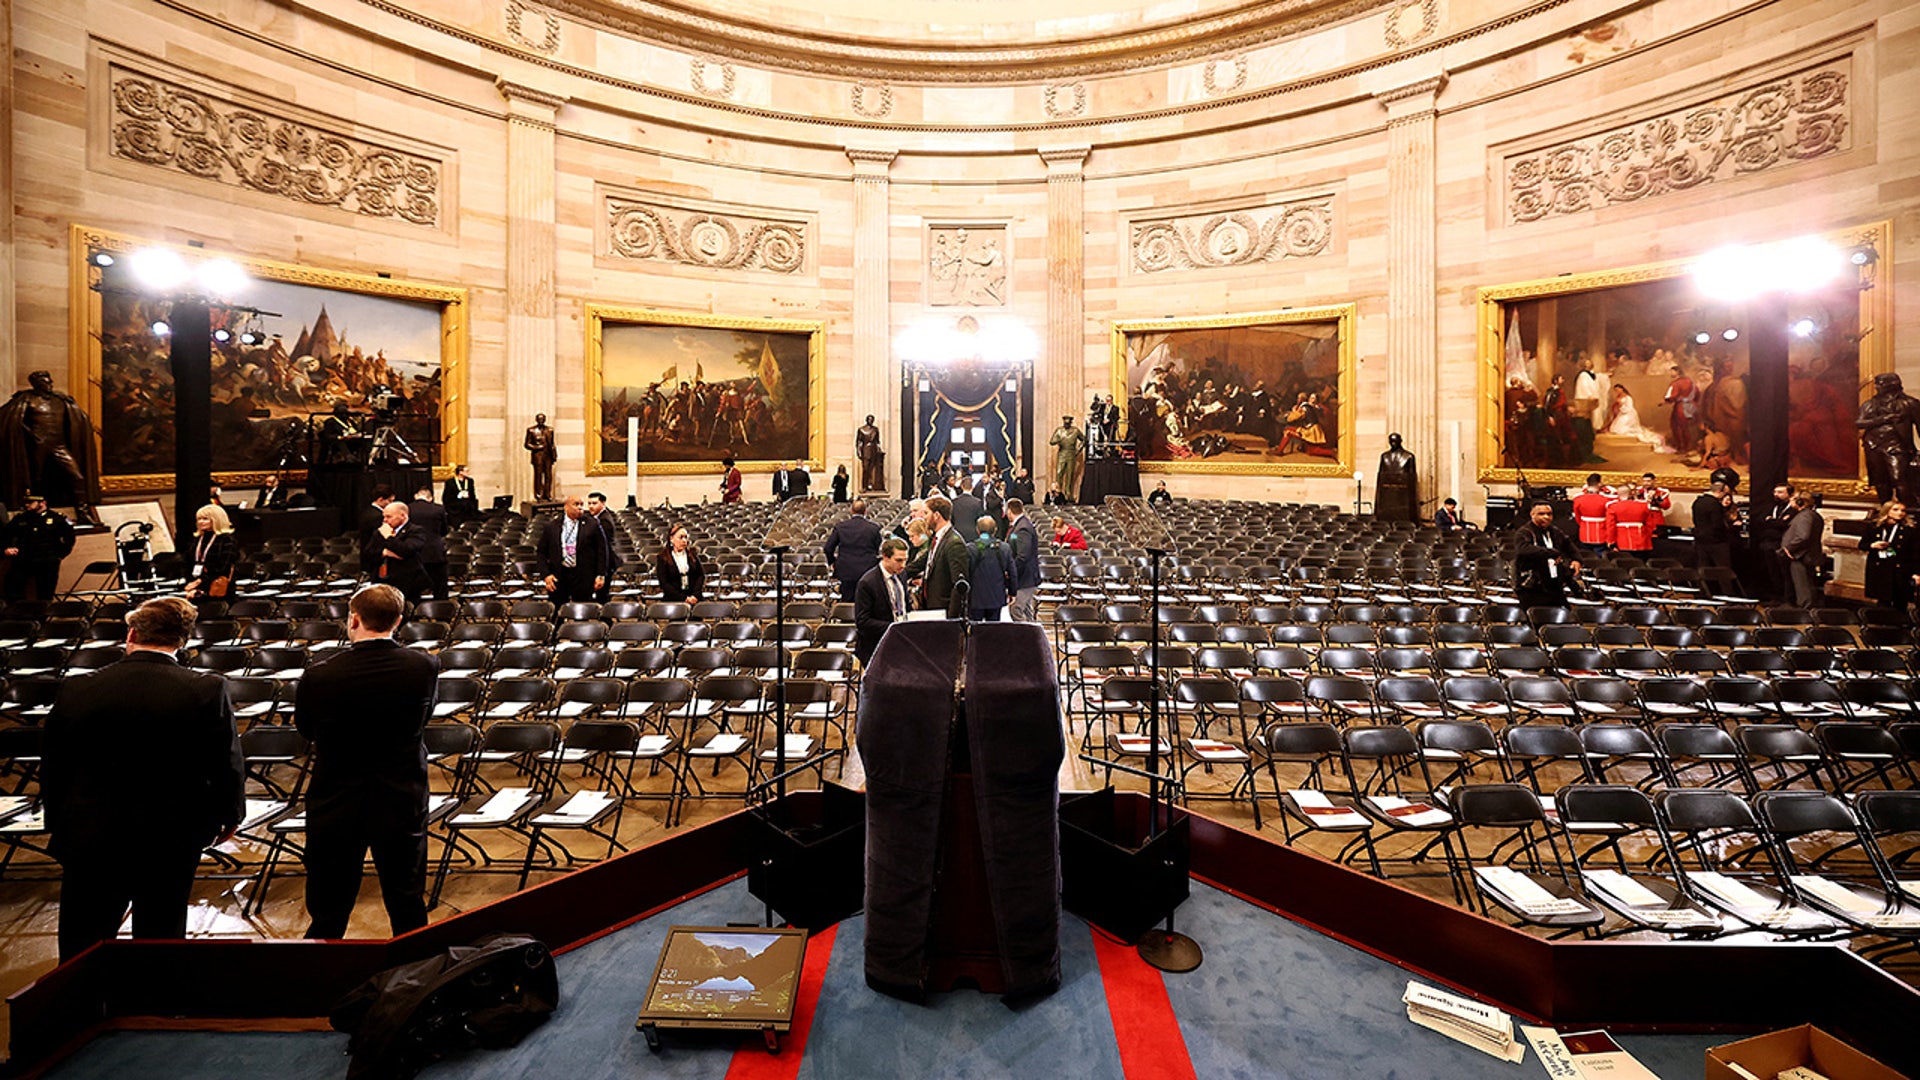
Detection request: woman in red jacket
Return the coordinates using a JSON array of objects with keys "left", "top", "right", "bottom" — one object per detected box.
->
[{"left": 1050, "top": 516, "right": 1088, "bottom": 550}]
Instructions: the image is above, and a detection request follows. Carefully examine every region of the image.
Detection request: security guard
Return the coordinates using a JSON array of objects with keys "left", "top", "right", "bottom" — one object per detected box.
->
[{"left": 4, "top": 493, "right": 76, "bottom": 602}]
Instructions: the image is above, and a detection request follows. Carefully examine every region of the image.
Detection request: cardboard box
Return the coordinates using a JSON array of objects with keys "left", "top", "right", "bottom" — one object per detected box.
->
[{"left": 1705, "top": 1025, "right": 1907, "bottom": 1080}]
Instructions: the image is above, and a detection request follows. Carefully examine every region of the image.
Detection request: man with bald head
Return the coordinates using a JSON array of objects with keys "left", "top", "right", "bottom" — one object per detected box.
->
[
  {"left": 367, "top": 500, "right": 428, "bottom": 602},
  {"left": 538, "top": 495, "right": 606, "bottom": 606}
]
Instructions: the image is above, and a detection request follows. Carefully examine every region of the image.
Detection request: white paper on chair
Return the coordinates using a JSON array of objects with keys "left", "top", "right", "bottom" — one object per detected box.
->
[
  {"left": 453, "top": 787, "right": 533, "bottom": 825},
  {"left": 539, "top": 790, "right": 616, "bottom": 824},
  {"left": 1368, "top": 795, "right": 1451, "bottom": 827},
  {"left": 1582, "top": 869, "right": 1666, "bottom": 909},
  {"left": 241, "top": 798, "right": 286, "bottom": 828},
  {"left": 483, "top": 702, "right": 533, "bottom": 719},
  {"left": 700, "top": 733, "right": 748, "bottom": 754},
  {"left": 1688, "top": 871, "right": 1774, "bottom": 911},
  {"left": 432, "top": 702, "right": 468, "bottom": 718},
  {"left": 1114, "top": 733, "right": 1171, "bottom": 754},
  {"left": 427, "top": 794, "right": 457, "bottom": 817},
  {"left": 0, "top": 796, "right": 30, "bottom": 823},
  {"left": 1790, "top": 875, "right": 1883, "bottom": 915},
  {"left": 634, "top": 735, "right": 673, "bottom": 755},
  {"left": 555, "top": 701, "right": 595, "bottom": 718},
  {"left": 1473, "top": 866, "right": 1591, "bottom": 917},
  {"left": 1288, "top": 789, "right": 1370, "bottom": 829}
]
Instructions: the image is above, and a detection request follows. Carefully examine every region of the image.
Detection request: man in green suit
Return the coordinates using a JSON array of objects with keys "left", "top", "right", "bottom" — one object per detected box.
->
[{"left": 921, "top": 495, "right": 972, "bottom": 616}]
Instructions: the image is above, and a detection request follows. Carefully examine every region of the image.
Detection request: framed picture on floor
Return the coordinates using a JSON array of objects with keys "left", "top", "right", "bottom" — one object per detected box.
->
[
  {"left": 70, "top": 224, "right": 468, "bottom": 493},
  {"left": 585, "top": 306, "right": 825, "bottom": 476},
  {"left": 1110, "top": 305, "right": 1358, "bottom": 477},
  {"left": 1476, "top": 220, "right": 1889, "bottom": 495}
]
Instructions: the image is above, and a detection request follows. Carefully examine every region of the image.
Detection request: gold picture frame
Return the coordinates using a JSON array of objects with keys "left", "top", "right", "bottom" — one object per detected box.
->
[
  {"left": 1110, "top": 305, "right": 1358, "bottom": 477},
  {"left": 585, "top": 305, "right": 826, "bottom": 477},
  {"left": 1476, "top": 220, "right": 1890, "bottom": 496},
  {"left": 70, "top": 223, "right": 468, "bottom": 494}
]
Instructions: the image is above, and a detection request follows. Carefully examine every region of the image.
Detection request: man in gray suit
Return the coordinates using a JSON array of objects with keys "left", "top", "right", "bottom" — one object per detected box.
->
[
  {"left": 1005, "top": 498, "right": 1042, "bottom": 622},
  {"left": 921, "top": 495, "right": 971, "bottom": 616}
]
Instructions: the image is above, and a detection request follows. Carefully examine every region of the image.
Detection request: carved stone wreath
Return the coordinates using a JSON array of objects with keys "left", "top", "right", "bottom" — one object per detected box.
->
[
  {"left": 1384, "top": 0, "right": 1438, "bottom": 50},
  {"left": 1201, "top": 56, "right": 1248, "bottom": 97},
  {"left": 852, "top": 83, "right": 893, "bottom": 119},
  {"left": 1043, "top": 83, "right": 1087, "bottom": 119},
  {"left": 505, "top": 0, "right": 562, "bottom": 54},
  {"left": 607, "top": 197, "right": 806, "bottom": 274},
  {"left": 1505, "top": 62, "right": 1851, "bottom": 223},
  {"left": 690, "top": 58, "right": 736, "bottom": 99},
  {"left": 1130, "top": 198, "right": 1335, "bottom": 274},
  {"left": 107, "top": 64, "right": 440, "bottom": 227}
]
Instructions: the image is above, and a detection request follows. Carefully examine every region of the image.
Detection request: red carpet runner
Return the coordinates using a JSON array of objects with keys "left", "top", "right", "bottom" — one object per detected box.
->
[
  {"left": 1093, "top": 928, "right": 1198, "bottom": 1080},
  {"left": 724, "top": 923, "right": 839, "bottom": 1080}
]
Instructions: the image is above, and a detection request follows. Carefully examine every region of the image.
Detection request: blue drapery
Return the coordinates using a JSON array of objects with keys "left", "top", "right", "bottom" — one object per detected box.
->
[{"left": 916, "top": 385, "right": 1015, "bottom": 484}]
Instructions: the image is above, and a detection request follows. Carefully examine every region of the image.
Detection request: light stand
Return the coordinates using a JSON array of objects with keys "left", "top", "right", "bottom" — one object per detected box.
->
[
  {"left": 1134, "top": 542, "right": 1202, "bottom": 973},
  {"left": 1353, "top": 470, "right": 1366, "bottom": 518}
]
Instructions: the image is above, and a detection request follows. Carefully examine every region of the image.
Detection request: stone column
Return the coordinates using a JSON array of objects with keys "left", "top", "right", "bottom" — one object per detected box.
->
[
  {"left": 1376, "top": 76, "right": 1444, "bottom": 514},
  {"left": 846, "top": 147, "right": 896, "bottom": 490},
  {"left": 498, "top": 79, "right": 567, "bottom": 501},
  {"left": 1039, "top": 145, "right": 1090, "bottom": 495},
  {"left": 0, "top": 0, "right": 15, "bottom": 394}
]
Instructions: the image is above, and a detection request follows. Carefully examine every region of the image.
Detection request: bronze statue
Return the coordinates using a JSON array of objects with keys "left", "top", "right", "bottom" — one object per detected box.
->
[
  {"left": 856, "top": 414, "right": 886, "bottom": 493},
  {"left": 525, "top": 413, "right": 556, "bottom": 502},
  {"left": 0, "top": 370, "right": 99, "bottom": 520},
  {"left": 1374, "top": 432, "right": 1419, "bottom": 522},
  {"left": 1049, "top": 415, "right": 1086, "bottom": 503},
  {"left": 1859, "top": 373, "right": 1920, "bottom": 505}
]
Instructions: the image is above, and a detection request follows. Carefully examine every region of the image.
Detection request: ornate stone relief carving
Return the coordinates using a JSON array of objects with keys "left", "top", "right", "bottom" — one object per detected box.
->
[
  {"left": 927, "top": 225, "right": 1009, "bottom": 307},
  {"left": 505, "top": 0, "right": 562, "bottom": 54},
  {"left": 852, "top": 84, "right": 893, "bottom": 119},
  {"left": 605, "top": 195, "right": 807, "bottom": 274},
  {"left": 1043, "top": 84, "right": 1086, "bottom": 120},
  {"left": 106, "top": 62, "right": 441, "bottom": 227},
  {"left": 1201, "top": 57, "right": 1248, "bottom": 96},
  {"left": 1384, "top": 0, "right": 1438, "bottom": 49},
  {"left": 1129, "top": 197, "right": 1335, "bottom": 274},
  {"left": 690, "top": 58, "right": 736, "bottom": 99},
  {"left": 1505, "top": 59, "right": 1850, "bottom": 224}
]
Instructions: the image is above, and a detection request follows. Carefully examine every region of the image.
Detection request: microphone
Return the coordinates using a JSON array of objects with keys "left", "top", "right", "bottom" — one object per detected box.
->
[{"left": 948, "top": 577, "right": 971, "bottom": 620}]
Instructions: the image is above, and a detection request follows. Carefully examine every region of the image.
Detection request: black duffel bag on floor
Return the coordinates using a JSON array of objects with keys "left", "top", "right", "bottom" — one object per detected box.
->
[{"left": 330, "top": 933, "right": 560, "bottom": 1080}]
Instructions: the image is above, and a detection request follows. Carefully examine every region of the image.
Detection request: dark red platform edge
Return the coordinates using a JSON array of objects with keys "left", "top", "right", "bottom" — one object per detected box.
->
[{"left": 6, "top": 792, "right": 1915, "bottom": 1077}]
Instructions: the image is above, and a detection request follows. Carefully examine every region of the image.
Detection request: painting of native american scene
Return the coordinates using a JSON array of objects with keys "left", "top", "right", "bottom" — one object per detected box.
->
[
  {"left": 590, "top": 310, "right": 821, "bottom": 474},
  {"left": 94, "top": 263, "right": 449, "bottom": 480},
  {"left": 1490, "top": 270, "right": 1866, "bottom": 485},
  {"left": 1114, "top": 307, "right": 1356, "bottom": 475}
]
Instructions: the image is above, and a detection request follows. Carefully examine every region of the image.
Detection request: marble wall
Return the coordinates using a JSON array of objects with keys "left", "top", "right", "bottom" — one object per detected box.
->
[{"left": 7, "top": 0, "right": 1917, "bottom": 522}]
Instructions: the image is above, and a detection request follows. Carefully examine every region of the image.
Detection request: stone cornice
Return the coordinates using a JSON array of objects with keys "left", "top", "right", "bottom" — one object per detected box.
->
[
  {"left": 497, "top": 78, "right": 570, "bottom": 111},
  {"left": 1038, "top": 145, "right": 1092, "bottom": 171},
  {"left": 1374, "top": 73, "right": 1446, "bottom": 111}
]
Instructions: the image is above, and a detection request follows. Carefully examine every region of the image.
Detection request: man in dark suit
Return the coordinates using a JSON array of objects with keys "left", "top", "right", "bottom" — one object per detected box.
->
[
  {"left": 1004, "top": 467, "right": 1035, "bottom": 507},
  {"left": 296, "top": 584, "right": 439, "bottom": 938},
  {"left": 854, "top": 538, "right": 911, "bottom": 665},
  {"left": 921, "top": 495, "right": 971, "bottom": 615},
  {"left": 365, "top": 501, "right": 429, "bottom": 602},
  {"left": 40, "top": 596, "right": 243, "bottom": 960},
  {"left": 586, "top": 492, "right": 620, "bottom": 602},
  {"left": 951, "top": 486, "right": 985, "bottom": 543},
  {"left": 407, "top": 485, "right": 450, "bottom": 601},
  {"left": 537, "top": 495, "right": 606, "bottom": 606},
  {"left": 773, "top": 462, "right": 806, "bottom": 501},
  {"left": 357, "top": 486, "right": 395, "bottom": 577},
  {"left": 442, "top": 465, "right": 479, "bottom": 523},
  {"left": 823, "top": 499, "right": 883, "bottom": 604},
  {"left": 1005, "top": 498, "right": 1042, "bottom": 622}
]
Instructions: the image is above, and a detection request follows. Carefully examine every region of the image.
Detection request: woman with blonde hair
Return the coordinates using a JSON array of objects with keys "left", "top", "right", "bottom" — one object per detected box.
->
[
  {"left": 1865, "top": 500, "right": 1918, "bottom": 616},
  {"left": 184, "top": 502, "right": 240, "bottom": 601}
]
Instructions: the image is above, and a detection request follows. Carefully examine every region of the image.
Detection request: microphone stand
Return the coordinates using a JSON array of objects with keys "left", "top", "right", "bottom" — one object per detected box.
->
[
  {"left": 1134, "top": 541, "right": 1202, "bottom": 973},
  {"left": 766, "top": 543, "right": 791, "bottom": 806}
]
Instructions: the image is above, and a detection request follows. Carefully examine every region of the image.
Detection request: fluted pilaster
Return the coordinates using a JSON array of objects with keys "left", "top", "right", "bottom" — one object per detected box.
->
[
  {"left": 1040, "top": 145, "right": 1090, "bottom": 494},
  {"left": 498, "top": 79, "right": 567, "bottom": 500},
  {"left": 847, "top": 147, "right": 896, "bottom": 490},
  {"left": 1377, "top": 76, "right": 1444, "bottom": 513}
]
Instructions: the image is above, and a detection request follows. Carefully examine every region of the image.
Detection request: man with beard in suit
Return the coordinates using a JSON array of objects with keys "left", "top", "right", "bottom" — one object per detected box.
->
[
  {"left": 824, "top": 499, "right": 883, "bottom": 604},
  {"left": 586, "top": 492, "right": 620, "bottom": 602},
  {"left": 538, "top": 495, "right": 606, "bottom": 606},
  {"left": 406, "top": 485, "right": 450, "bottom": 601},
  {"left": 921, "top": 495, "right": 971, "bottom": 615},
  {"left": 40, "top": 596, "right": 243, "bottom": 960},
  {"left": 297, "top": 584, "right": 439, "bottom": 938}
]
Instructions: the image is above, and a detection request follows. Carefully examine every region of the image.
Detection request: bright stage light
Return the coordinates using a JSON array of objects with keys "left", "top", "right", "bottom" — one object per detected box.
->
[
  {"left": 91, "top": 252, "right": 115, "bottom": 268},
  {"left": 151, "top": 320, "right": 172, "bottom": 336},
  {"left": 1694, "top": 332, "right": 1711, "bottom": 345},
  {"left": 1693, "top": 236, "right": 1844, "bottom": 301},
  {"left": 213, "top": 329, "right": 231, "bottom": 343},
  {"left": 1722, "top": 328, "right": 1739, "bottom": 341},
  {"left": 129, "top": 247, "right": 190, "bottom": 291},
  {"left": 1790, "top": 319, "right": 1816, "bottom": 338},
  {"left": 195, "top": 258, "right": 249, "bottom": 297}
]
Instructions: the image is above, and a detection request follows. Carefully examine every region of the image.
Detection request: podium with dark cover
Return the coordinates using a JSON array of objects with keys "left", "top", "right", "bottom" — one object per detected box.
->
[{"left": 856, "top": 620, "right": 1064, "bottom": 1002}]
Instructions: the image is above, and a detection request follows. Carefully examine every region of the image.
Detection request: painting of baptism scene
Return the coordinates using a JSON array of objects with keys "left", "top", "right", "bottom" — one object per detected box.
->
[
  {"left": 1117, "top": 310, "right": 1351, "bottom": 471},
  {"left": 1493, "top": 272, "right": 1865, "bottom": 483},
  {"left": 96, "top": 270, "right": 446, "bottom": 480},
  {"left": 592, "top": 313, "right": 817, "bottom": 473}
]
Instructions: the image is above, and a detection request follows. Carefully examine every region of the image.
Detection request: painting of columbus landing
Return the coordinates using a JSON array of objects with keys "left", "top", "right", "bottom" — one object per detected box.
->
[
  {"left": 1110, "top": 306, "right": 1358, "bottom": 477},
  {"left": 73, "top": 225, "right": 467, "bottom": 490},
  {"left": 1477, "top": 224, "right": 1887, "bottom": 495},
  {"left": 586, "top": 307, "right": 824, "bottom": 476}
]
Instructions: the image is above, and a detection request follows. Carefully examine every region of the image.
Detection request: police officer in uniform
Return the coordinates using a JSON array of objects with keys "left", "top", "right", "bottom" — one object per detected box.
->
[{"left": 4, "top": 492, "right": 75, "bottom": 602}]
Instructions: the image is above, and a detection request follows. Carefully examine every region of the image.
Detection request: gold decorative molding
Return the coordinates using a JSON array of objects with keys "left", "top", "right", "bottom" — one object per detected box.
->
[
  {"left": 1129, "top": 195, "right": 1336, "bottom": 274},
  {"left": 105, "top": 60, "right": 442, "bottom": 228},
  {"left": 603, "top": 190, "right": 809, "bottom": 275},
  {"left": 505, "top": 0, "right": 563, "bottom": 54},
  {"left": 1504, "top": 57, "right": 1851, "bottom": 224}
]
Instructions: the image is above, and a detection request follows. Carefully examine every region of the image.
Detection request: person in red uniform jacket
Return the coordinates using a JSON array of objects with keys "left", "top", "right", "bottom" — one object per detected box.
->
[
  {"left": 1605, "top": 490, "right": 1656, "bottom": 557},
  {"left": 1637, "top": 472, "right": 1671, "bottom": 534},
  {"left": 1569, "top": 474, "right": 1615, "bottom": 556}
]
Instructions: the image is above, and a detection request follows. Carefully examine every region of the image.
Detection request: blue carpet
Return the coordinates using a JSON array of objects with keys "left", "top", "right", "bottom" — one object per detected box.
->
[{"left": 41, "top": 880, "right": 1728, "bottom": 1079}]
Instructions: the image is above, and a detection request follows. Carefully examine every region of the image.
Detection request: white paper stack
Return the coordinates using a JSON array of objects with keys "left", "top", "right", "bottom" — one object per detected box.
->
[
  {"left": 452, "top": 787, "right": 533, "bottom": 826},
  {"left": 1402, "top": 981, "right": 1524, "bottom": 1063},
  {"left": 1288, "top": 790, "right": 1370, "bottom": 829},
  {"left": 696, "top": 733, "right": 747, "bottom": 755},
  {"left": 1473, "top": 866, "right": 1590, "bottom": 917},
  {"left": 534, "top": 790, "right": 616, "bottom": 825},
  {"left": 1368, "top": 795, "right": 1451, "bottom": 827},
  {"left": 1691, "top": 871, "right": 1829, "bottom": 931},
  {"left": 1582, "top": 870, "right": 1719, "bottom": 930}
]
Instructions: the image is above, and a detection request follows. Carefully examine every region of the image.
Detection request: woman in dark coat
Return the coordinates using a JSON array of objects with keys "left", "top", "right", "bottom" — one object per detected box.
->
[
  {"left": 183, "top": 503, "right": 240, "bottom": 602},
  {"left": 1864, "top": 500, "right": 1919, "bottom": 616},
  {"left": 831, "top": 465, "right": 850, "bottom": 503},
  {"left": 654, "top": 523, "right": 705, "bottom": 603}
]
